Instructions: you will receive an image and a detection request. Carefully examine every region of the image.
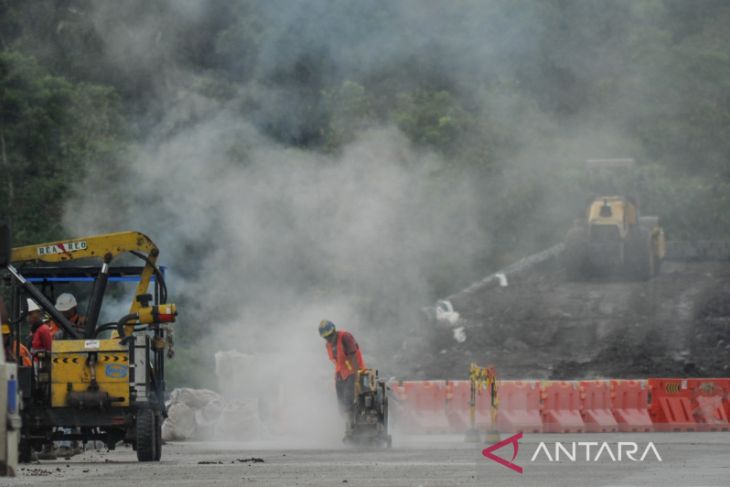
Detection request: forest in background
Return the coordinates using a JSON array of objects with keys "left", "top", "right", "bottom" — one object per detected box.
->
[{"left": 1, "top": 1, "right": 729, "bottom": 386}]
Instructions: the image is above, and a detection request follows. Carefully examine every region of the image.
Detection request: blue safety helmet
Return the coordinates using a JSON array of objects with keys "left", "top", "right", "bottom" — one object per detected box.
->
[{"left": 319, "top": 320, "right": 336, "bottom": 338}]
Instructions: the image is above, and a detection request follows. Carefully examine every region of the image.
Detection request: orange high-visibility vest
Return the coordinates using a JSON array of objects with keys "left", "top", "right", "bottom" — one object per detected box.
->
[
  {"left": 49, "top": 314, "right": 84, "bottom": 338},
  {"left": 7, "top": 341, "right": 31, "bottom": 367},
  {"left": 48, "top": 321, "right": 60, "bottom": 337},
  {"left": 326, "top": 331, "right": 365, "bottom": 381}
]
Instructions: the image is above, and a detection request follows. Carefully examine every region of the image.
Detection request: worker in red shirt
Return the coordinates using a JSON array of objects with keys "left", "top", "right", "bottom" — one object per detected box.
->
[
  {"left": 28, "top": 298, "right": 57, "bottom": 460},
  {"left": 28, "top": 299, "right": 52, "bottom": 354},
  {"left": 319, "top": 320, "right": 365, "bottom": 438}
]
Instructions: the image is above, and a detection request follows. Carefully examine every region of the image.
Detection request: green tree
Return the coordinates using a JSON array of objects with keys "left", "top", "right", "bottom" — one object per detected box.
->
[
  {"left": 392, "top": 90, "right": 472, "bottom": 153},
  {"left": 0, "top": 51, "right": 124, "bottom": 244}
]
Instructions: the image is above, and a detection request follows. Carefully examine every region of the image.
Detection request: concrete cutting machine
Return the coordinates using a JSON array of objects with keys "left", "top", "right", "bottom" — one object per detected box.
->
[
  {"left": 1, "top": 227, "right": 177, "bottom": 462},
  {"left": 346, "top": 369, "right": 391, "bottom": 448}
]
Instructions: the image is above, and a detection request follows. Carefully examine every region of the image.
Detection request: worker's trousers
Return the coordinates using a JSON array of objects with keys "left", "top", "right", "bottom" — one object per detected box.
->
[{"left": 335, "top": 374, "right": 356, "bottom": 417}]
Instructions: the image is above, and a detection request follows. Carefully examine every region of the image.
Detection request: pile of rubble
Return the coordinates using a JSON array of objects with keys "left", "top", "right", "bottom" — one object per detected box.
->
[
  {"left": 393, "top": 254, "right": 730, "bottom": 380},
  {"left": 162, "top": 389, "right": 263, "bottom": 441}
]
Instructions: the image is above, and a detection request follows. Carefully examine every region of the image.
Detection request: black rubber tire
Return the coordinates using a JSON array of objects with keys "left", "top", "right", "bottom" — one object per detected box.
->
[
  {"left": 136, "top": 409, "right": 158, "bottom": 462},
  {"left": 627, "top": 227, "right": 654, "bottom": 280},
  {"left": 19, "top": 439, "right": 33, "bottom": 464},
  {"left": 154, "top": 413, "right": 162, "bottom": 461}
]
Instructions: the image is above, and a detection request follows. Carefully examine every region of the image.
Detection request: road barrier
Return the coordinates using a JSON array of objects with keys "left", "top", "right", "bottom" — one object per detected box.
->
[
  {"left": 542, "top": 381, "right": 585, "bottom": 433},
  {"left": 648, "top": 379, "right": 697, "bottom": 432},
  {"left": 446, "top": 380, "right": 480, "bottom": 431},
  {"left": 446, "top": 380, "right": 492, "bottom": 433},
  {"left": 397, "top": 380, "right": 451, "bottom": 433},
  {"left": 688, "top": 379, "right": 730, "bottom": 431},
  {"left": 695, "top": 395, "right": 729, "bottom": 432},
  {"left": 611, "top": 380, "right": 653, "bottom": 432},
  {"left": 388, "top": 377, "right": 730, "bottom": 434},
  {"left": 580, "top": 380, "right": 619, "bottom": 432},
  {"left": 494, "top": 381, "right": 543, "bottom": 433}
]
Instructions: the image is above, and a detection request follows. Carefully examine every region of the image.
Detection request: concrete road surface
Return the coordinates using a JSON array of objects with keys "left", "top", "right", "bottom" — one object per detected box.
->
[{"left": 4, "top": 433, "right": 729, "bottom": 487}]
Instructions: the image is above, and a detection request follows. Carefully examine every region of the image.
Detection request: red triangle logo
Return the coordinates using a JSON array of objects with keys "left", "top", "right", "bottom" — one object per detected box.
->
[{"left": 482, "top": 432, "right": 523, "bottom": 474}]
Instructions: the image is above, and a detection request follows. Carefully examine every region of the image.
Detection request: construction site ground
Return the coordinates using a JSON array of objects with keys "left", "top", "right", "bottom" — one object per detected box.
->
[
  {"left": 397, "top": 257, "right": 730, "bottom": 380},
  {"left": 5, "top": 433, "right": 728, "bottom": 487}
]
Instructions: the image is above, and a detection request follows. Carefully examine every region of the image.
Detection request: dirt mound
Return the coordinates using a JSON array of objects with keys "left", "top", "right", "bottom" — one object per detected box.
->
[{"left": 393, "top": 258, "right": 730, "bottom": 380}]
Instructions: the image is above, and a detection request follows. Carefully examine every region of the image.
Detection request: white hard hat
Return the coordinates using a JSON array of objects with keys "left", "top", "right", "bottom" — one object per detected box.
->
[
  {"left": 55, "top": 293, "right": 78, "bottom": 312},
  {"left": 27, "top": 299, "right": 41, "bottom": 313}
]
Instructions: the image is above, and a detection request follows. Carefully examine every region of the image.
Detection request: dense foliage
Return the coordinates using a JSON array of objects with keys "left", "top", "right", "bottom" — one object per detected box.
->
[
  {"left": 1, "top": 1, "right": 729, "bottom": 386},
  {"left": 2, "top": 1, "right": 728, "bottom": 246}
]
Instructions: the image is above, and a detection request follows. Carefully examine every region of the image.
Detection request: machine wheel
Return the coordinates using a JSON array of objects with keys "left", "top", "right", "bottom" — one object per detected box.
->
[
  {"left": 564, "top": 226, "right": 589, "bottom": 280},
  {"left": 627, "top": 227, "right": 654, "bottom": 280},
  {"left": 154, "top": 413, "right": 163, "bottom": 461},
  {"left": 19, "top": 438, "right": 33, "bottom": 464},
  {"left": 136, "top": 409, "right": 158, "bottom": 462}
]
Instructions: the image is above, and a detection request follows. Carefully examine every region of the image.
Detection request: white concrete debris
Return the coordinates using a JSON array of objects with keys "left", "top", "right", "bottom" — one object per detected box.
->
[
  {"left": 496, "top": 272, "right": 508, "bottom": 287},
  {"left": 162, "top": 387, "right": 263, "bottom": 441},
  {"left": 170, "top": 388, "right": 222, "bottom": 409},
  {"left": 435, "top": 300, "right": 460, "bottom": 325},
  {"left": 452, "top": 326, "right": 467, "bottom": 343},
  {"left": 162, "top": 402, "right": 196, "bottom": 441}
]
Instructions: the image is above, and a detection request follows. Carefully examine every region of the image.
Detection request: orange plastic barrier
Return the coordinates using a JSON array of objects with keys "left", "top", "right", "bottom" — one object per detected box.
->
[
  {"left": 389, "top": 382, "right": 407, "bottom": 402},
  {"left": 445, "top": 380, "right": 469, "bottom": 431},
  {"left": 541, "top": 381, "right": 585, "bottom": 433},
  {"left": 648, "top": 379, "right": 697, "bottom": 432},
  {"left": 719, "top": 379, "right": 730, "bottom": 423},
  {"left": 610, "top": 380, "right": 653, "bottom": 432},
  {"left": 445, "top": 380, "right": 492, "bottom": 432},
  {"left": 580, "top": 381, "right": 619, "bottom": 432},
  {"left": 496, "top": 381, "right": 542, "bottom": 433},
  {"left": 400, "top": 381, "right": 451, "bottom": 433},
  {"left": 391, "top": 376, "right": 730, "bottom": 435},
  {"left": 695, "top": 396, "right": 729, "bottom": 432},
  {"left": 686, "top": 379, "right": 730, "bottom": 432}
]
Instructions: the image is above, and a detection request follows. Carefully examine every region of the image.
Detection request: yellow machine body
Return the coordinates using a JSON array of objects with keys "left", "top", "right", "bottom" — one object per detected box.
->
[
  {"left": 564, "top": 159, "right": 666, "bottom": 280},
  {"left": 586, "top": 196, "right": 637, "bottom": 239},
  {"left": 49, "top": 340, "right": 130, "bottom": 408}
]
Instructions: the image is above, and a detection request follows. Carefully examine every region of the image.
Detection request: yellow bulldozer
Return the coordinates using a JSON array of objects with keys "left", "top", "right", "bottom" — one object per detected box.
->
[
  {"left": 564, "top": 159, "right": 666, "bottom": 280},
  {"left": 0, "top": 224, "right": 177, "bottom": 462}
]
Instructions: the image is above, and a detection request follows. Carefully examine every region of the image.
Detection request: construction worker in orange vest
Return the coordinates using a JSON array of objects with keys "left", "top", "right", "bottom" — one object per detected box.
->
[
  {"left": 3, "top": 323, "right": 31, "bottom": 366},
  {"left": 1, "top": 296, "right": 31, "bottom": 366},
  {"left": 319, "top": 320, "right": 365, "bottom": 438}
]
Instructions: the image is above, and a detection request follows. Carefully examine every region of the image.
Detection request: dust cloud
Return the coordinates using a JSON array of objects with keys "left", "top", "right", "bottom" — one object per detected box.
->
[
  {"left": 59, "top": 1, "right": 691, "bottom": 442},
  {"left": 64, "top": 109, "right": 486, "bottom": 444}
]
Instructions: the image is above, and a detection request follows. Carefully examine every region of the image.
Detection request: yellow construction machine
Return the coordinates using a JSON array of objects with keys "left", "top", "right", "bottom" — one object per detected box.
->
[
  {"left": 564, "top": 159, "right": 666, "bottom": 280},
  {"left": 1, "top": 226, "right": 177, "bottom": 462}
]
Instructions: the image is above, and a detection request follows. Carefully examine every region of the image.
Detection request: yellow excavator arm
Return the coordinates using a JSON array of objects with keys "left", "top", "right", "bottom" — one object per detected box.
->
[{"left": 11, "top": 231, "right": 160, "bottom": 314}]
